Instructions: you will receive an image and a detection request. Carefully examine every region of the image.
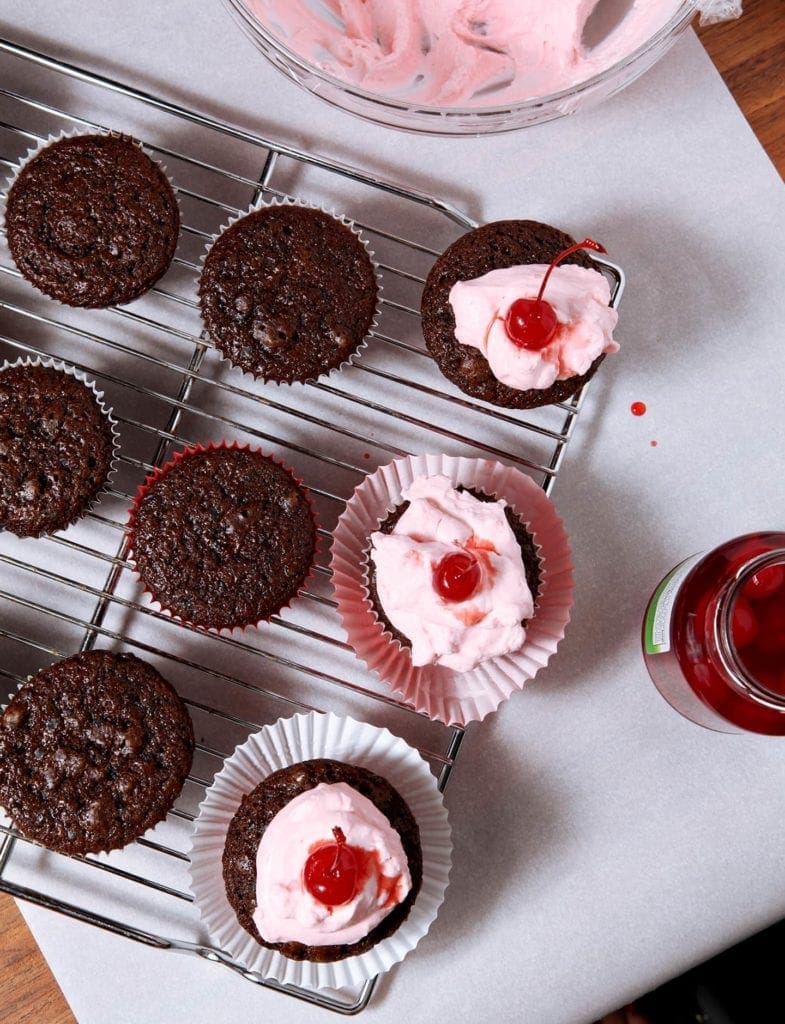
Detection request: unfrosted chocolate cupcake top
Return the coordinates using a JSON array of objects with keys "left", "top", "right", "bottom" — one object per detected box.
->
[
  {"left": 130, "top": 446, "right": 316, "bottom": 629},
  {"left": 5, "top": 133, "right": 180, "bottom": 307},
  {"left": 0, "top": 363, "right": 115, "bottom": 538},
  {"left": 199, "top": 205, "right": 378, "bottom": 383},
  {"left": 0, "top": 650, "right": 194, "bottom": 855}
]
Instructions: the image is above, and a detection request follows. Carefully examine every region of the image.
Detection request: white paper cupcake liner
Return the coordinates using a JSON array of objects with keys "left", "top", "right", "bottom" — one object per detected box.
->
[
  {"left": 197, "top": 194, "right": 383, "bottom": 386},
  {"left": 1, "top": 126, "right": 180, "bottom": 307},
  {"left": 330, "top": 454, "right": 574, "bottom": 727},
  {"left": 188, "top": 711, "right": 451, "bottom": 991},
  {"left": 0, "top": 355, "right": 121, "bottom": 534}
]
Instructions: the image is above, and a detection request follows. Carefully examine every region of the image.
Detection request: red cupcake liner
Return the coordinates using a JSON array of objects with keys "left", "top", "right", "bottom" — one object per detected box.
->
[{"left": 126, "top": 441, "right": 320, "bottom": 634}]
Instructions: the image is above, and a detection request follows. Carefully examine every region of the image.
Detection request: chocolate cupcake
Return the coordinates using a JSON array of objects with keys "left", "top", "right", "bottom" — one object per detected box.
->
[
  {"left": 129, "top": 444, "right": 316, "bottom": 630},
  {"left": 331, "top": 455, "right": 575, "bottom": 726},
  {"left": 188, "top": 711, "right": 451, "bottom": 989},
  {"left": 420, "top": 219, "right": 619, "bottom": 409},
  {"left": 0, "top": 359, "right": 117, "bottom": 538},
  {"left": 223, "top": 758, "right": 423, "bottom": 963},
  {"left": 198, "top": 202, "right": 379, "bottom": 383},
  {"left": 364, "top": 475, "right": 541, "bottom": 676},
  {"left": 367, "top": 484, "right": 541, "bottom": 657},
  {"left": 0, "top": 650, "right": 194, "bottom": 855},
  {"left": 4, "top": 132, "right": 180, "bottom": 307}
]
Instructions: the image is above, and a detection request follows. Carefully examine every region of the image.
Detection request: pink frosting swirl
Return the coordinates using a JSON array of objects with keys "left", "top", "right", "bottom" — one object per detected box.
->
[
  {"left": 243, "top": 0, "right": 686, "bottom": 107},
  {"left": 370, "top": 476, "right": 534, "bottom": 672},
  {"left": 448, "top": 263, "right": 619, "bottom": 392},
  {"left": 253, "top": 782, "right": 411, "bottom": 946}
]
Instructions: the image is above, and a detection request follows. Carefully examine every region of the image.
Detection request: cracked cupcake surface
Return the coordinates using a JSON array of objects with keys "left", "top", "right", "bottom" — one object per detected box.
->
[
  {"left": 0, "top": 363, "right": 115, "bottom": 538},
  {"left": 0, "top": 650, "right": 194, "bottom": 855},
  {"left": 5, "top": 133, "right": 179, "bottom": 307},
  {"left": 198, "top": 205, "right": 378, "bottom": 383},
  {"left": 129, "top": 446, "right": 316, "bottom": 629}
]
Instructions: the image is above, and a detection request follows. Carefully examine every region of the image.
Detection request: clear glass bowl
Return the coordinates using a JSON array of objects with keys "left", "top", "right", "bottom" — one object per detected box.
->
[{"left": 223, "top": 0, "right": 698, "bottom": 136}]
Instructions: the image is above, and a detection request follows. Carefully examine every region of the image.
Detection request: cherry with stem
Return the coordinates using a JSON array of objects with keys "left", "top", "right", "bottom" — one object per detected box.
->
[
  {"left": 504, "top": 238, "right": 607, "bottom": 351},
  {"left": 303, "top": 825, "right": 360, "bottom": 907}
]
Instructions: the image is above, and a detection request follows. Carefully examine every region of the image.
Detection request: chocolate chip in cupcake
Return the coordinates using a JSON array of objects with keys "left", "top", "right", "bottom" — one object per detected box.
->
[
  {"left": 129, "top": 445, "right": 316, "bottom": 629},
  {"left": 4, "top": 133, "right": 180, "bottom": 307},
  {"left": 0, "top": 362, "right": 116, "bottom": 538},
  {"left": 198, "top": 204, "right": 378, "bottom": 383},
  {"left": 0, "top": 650, "right": 194, "bottom": 855},
  {"left": 222, "top": 758, "right": 423, "bottom": 962},
  {"left": 421, "top": 219, "right": 617, "bottom": 409}
]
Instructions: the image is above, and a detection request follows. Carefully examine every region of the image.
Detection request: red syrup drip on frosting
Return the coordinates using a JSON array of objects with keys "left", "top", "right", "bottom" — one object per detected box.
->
[
  {"left": 303, "top": 826, "right": 405, "bottom": 910},
  {"left": 433, "top": 551, "right": 481, "bottom": 603},
  {"left": 504, "top": 238, "right": 607, "bottom": 352}
]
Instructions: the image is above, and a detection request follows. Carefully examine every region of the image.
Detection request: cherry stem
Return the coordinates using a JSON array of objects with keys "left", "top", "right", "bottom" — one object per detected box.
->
[
  {"left": 453, "top": 554, "right": 477, "bottom": 580},
  {"left": 535, "top": 238, "right": 607, "bottom": 305},
  {"left": 328, "top": 826, "right": 346, "bottom": 875}
]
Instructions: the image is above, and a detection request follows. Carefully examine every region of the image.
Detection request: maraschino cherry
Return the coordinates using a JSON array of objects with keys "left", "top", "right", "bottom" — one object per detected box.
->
[
  {"left": 303, "top": 826, "right": 359, "bottom": 907},
  {"left": 433, "top": 551, "right": 481, "bottom": 603},
  {"left": 504, "top": 238, "right": 607, "bottom": 351}
]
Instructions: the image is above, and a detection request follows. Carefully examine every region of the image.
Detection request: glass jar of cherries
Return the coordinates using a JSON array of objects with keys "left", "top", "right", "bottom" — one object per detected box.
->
[{"left": 642, "top": 532, "right": 785, "bottom": 734}]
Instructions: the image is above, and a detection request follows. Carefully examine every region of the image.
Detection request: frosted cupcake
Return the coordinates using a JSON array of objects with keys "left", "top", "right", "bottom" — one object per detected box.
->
[
  {"left": 420, "top": 220, "right": 620, "bottom": 409},
  {"left": 331, "top": 455, "right": 574, "bottom": 726},
  {"left": 367, "top": 477, "right": 541, "bottom": 673},
  {"left": 222, "top": 758, "right": 422, "bottom": 962},
  {"left": 188, "top": 711, "right": 451, "bottom": 990}
]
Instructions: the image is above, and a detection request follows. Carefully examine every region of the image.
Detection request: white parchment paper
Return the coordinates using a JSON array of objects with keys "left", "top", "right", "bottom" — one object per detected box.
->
[{"left": 1, "top": 3, "right": 784, "bottom": 1023}]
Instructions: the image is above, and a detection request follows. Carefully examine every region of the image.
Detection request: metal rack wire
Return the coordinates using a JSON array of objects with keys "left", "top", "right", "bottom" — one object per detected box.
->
[{"left": 0, "top": 37, "right": 624, "bottom": 1015}]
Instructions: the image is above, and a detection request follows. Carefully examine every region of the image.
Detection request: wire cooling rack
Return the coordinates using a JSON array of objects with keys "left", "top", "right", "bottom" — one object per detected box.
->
[{"left": 0, "top": 37, "right": 624, "bottom": 1016}]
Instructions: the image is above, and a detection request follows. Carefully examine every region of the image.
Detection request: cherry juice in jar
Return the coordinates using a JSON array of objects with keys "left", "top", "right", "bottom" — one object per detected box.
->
[{"left": 642, "top": 532, "right": 785, "bottom": 734}]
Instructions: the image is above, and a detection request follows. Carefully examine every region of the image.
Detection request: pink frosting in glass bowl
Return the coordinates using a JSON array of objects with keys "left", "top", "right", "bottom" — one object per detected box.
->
[{"left": 222, "top": 1, "right": 735, "bottom": 134}]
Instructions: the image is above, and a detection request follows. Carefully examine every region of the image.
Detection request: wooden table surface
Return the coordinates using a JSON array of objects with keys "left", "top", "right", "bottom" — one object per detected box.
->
[{"left": 1, "top": 2, "right": 783, "bottom": 1021}]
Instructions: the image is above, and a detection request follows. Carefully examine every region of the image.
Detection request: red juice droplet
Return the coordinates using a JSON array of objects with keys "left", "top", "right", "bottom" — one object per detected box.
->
[
  {"left": 631, "top": 401, "right": 647, "bottom": 416},
  {"left": 650, "top": 440, "right": 658, "bottom": 447},
  {"left": 363, "top": 452, "right": 370, "bottom": 460}
]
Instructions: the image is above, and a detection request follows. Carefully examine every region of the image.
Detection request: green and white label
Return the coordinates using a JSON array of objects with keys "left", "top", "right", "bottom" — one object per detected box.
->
[{"left": 643, "top": 553, "right": 703, "bottom": 655}]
